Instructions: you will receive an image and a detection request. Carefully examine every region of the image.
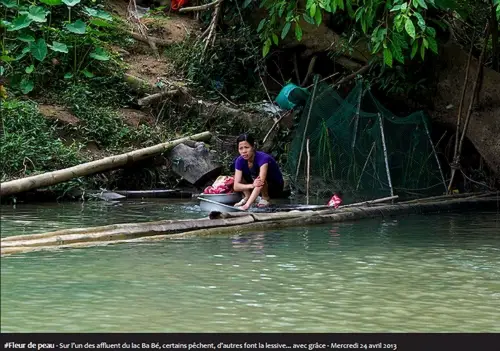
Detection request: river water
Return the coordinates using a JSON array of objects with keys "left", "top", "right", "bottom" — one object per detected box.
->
[{"left": 1, "top": 199, "right": 499, "bottom": 332}]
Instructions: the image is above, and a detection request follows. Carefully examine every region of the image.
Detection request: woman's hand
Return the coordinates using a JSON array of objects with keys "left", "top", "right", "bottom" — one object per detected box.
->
[{"left": 253, "top": 177, "right": 265, "bottom": 188}]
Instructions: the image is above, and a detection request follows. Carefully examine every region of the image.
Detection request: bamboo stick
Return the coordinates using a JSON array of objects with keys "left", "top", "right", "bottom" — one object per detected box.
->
[
  {"left": 356, "top": 142, "right": 375, "bottom": 190},
  {"left": 306, "top": 138, "right": 311, "bottom": 204},
  {"left": 378, "top": 113, "right": 394, "bottom": 199},
  {"left": 422, "top": 116, "right": 447, "bottom": 193},
  {"left": 351, "top": 88, "right": 363, "bottom": 149},
  {"left": 295, "top": 75, "right": 319, "bottom": 183}
]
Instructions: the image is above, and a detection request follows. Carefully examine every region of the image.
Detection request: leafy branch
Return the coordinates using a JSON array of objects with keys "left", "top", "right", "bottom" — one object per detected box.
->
[{"left": 252, "top": 0, "right": 454, "bottom": 66}]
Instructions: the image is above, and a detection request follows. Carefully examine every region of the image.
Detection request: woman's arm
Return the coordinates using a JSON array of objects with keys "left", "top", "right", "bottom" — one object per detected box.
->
[
  {"left": 241, "top": 163, "right": 269, "bottom": 209},
  {"left": 255, "top": 163, "right": 269, "bottom": 186},
  {"left": 233, "top": 169, "right": 254, "bottom": 192}
]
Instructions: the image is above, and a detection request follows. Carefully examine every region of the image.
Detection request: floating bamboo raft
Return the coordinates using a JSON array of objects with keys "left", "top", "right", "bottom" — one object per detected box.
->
[{"left": 1, "top": 192, "right": 498, "bottom": 256}]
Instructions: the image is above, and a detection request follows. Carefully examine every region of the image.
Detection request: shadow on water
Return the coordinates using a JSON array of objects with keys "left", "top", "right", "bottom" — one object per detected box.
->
[{"left": 1, "top": 200, "right": 499, "bottom": 332}]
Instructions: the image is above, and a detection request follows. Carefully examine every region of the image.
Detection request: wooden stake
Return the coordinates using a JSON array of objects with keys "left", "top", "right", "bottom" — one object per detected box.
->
[
  {"left": 378, "top": 113, "right": 394, "bottom": 199},
  {"left": 295, "top": 75, "right": 319, "bottom": 183},
  {"left": 351, "top": 87, "right": 363, "bottom": 149},
  {"left": 356, "top": 142, "right": 375, "bottom": 190},
  {"left": 306, "top": 138, "right": 311, "bottom": 205},
  {"left": 422, "top": 117, "right": 447, "bottom": 193}
]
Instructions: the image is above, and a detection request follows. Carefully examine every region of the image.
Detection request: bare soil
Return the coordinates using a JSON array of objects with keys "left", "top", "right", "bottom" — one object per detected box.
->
[
  {"left": 38, "top": 105, "right": 79, "bottom": 125},
  {"left": 119, "top": 108, "right": 155, "bottom": 127},
  {"left": 125, "top": 53, "right": 174, "bottom": 86}
]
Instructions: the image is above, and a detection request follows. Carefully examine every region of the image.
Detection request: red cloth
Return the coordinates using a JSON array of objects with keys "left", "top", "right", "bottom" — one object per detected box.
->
[
  {"left": 203, "top": 176, "right": 234, "bottom": 194},
  {"left": 327, "top": 194, "right": 343, "bottom": 209},
  {"left": 171, "top": 0, "right": 188, "bottom": 11}
]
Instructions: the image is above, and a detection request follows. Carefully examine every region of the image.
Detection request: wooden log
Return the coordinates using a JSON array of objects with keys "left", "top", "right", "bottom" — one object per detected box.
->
[
  {"left": 0, "top": 132, "right": 212, "bottom": 197},
  {"left": 123, "top": 73, "right": 155, "bottom": 94},
  {"left": 2, "top": 196, "right": 498, "bottom": 256},
  {"left": 167, "top": 142, "right": 222, "bottom": 185},
  {"left": 127, "top": 31, "right": 174, "bottom": 47},
  {"left": 138, "top": 89, "right": 178, "bottom": 106},
  {"left": 179, "top": 0, "right": 221, "bottom": 12},
  {"left": 213, "top": 195, "right": 400, "bottom": 219},
  {"left": 1, "top": 215, "right": 255, "bottom": 249}
]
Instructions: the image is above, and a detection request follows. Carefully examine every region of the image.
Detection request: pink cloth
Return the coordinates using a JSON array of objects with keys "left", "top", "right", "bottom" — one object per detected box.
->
[
  {"left": 327, "top": 194, "right": 343, "bottom": 208},
  {"left": 203, "top": 176, "right": 235, "bottom": 194}
]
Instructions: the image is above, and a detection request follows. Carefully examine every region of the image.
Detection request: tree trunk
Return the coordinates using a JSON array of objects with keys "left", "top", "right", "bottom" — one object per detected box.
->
[
  {"left": 433, "top": 42, "right": 500, "bottom": 177},
  {"left": 0, "top": 132, "right": 212, "bottom": 197}
]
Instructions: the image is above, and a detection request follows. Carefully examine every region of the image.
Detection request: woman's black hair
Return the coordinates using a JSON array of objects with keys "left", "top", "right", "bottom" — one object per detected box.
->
[{"left": 236, "top": 133, "right": 255, "bottom": 147}]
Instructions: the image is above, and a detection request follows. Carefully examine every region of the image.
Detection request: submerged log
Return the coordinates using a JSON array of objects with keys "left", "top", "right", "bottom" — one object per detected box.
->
[
  {"left": 167, "top": 142, "right": 223, "bottom": 185},
  {"left": 0, "top": 131, "right": 212, "bottom": 197},
  {"left": 2, "top": 194, "right": 498, "bottom": 256}
]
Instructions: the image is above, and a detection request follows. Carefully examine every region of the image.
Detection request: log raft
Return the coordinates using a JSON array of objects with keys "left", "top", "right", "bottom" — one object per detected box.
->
[{"left": 1, "top": 193, "right": 498, "bottom": 256}]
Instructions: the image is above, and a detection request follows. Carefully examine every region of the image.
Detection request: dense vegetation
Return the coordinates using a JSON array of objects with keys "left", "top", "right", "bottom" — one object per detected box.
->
[{"left": 1, "top": 0, "right": 499, "bottom": 197}]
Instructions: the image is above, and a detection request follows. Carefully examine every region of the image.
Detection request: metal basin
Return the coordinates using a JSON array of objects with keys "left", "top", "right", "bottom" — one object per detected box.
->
[
  {"left": 198, "top": 197, "right": 244, "bottom": 213},
  {"left": 198, "top": 192, "right": 242, "bottom": 204}
]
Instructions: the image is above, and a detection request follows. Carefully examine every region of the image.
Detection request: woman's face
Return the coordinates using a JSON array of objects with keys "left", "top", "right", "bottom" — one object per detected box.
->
[{"left": 238, "top": 141, "right": 254, "bottom": 160}]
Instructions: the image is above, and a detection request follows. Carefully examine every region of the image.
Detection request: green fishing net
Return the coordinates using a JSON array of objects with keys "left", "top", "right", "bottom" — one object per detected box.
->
[{"left": 286, "top": 80, "right": 446, "bottom": 199}]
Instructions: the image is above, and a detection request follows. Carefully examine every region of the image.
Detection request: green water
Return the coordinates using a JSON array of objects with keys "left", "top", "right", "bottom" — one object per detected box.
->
[{"left": 1, "top": 200, "right": 499, "bottom": 332}]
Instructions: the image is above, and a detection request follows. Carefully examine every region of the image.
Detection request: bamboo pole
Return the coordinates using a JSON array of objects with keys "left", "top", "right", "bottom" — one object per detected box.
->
[
  {"left": 0, "top": 131, "right": 212, "bottom": 197},
  {"left": 2, "top": 196, "right": 498, "bottom": 256},
  {"left": 351, "top": 87, "right": 363, "bottom": 149},
  {"left": 422, "top": 117, "right": 447, "bottom": 193},
  {"left": 306, "top": 138, "right": 311, "bottom": 204},
  {"left": 1, "top": 215, "right": 255, "bottom": 248},
  {"left": 356, "top": 142, "right": 375, "bottom": 190},
  {"left": 378, "top": 113, "right": 394, "bottom": 199},
  {"left": 295, "top": 75, "right": 319, "bottom": 183},
  {"left": 0, "top": 195, "right": 398, "bottom": 245}
]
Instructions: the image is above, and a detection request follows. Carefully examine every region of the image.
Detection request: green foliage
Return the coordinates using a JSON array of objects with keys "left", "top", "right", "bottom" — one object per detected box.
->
[
  {"left": 164, "top": 25, "right": 265, "bottom": 103},
  {"left": 54, "top": 79, "right": 160, "bottom": 149},
  {"left": 255, "top": 0, "right": 456, "bottom": 66},
  {"left": 0, "top": 0, "right": 118, "bottom": 95},
  {"left": 0, "top": 99, "right": 84, "bottom": 181}
]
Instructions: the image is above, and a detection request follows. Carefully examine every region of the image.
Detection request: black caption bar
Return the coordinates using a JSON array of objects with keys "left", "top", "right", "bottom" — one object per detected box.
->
[{"left": 1, "top": 333, "right": 497, "bottom": 351}]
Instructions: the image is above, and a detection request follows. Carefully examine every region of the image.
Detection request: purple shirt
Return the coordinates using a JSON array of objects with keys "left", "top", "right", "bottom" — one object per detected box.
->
[{"left": 235, "top": 151, "right": 283, "bottom": 185}]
